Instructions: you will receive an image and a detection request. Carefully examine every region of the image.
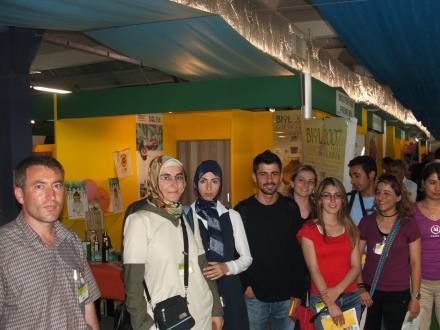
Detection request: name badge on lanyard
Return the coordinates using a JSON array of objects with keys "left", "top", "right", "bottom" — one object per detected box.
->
[
  {"left": 74, "top": 269, "right": 89, "bottom": 304},
  {"left": 374, "top": 237, "right": 387, "bottom": 255}
]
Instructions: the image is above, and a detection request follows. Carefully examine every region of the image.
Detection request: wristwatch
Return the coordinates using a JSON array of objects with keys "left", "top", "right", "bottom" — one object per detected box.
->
[{"left": 412, "top": 292, "right": 421, "bottom": 300}]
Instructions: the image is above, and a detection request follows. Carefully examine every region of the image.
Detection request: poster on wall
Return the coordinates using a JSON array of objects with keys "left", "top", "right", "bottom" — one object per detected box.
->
[
  {"left": 65, "top": 181, "right": 88, "bottom": 219},
  {"left": 136, "top": 114, "right": 164, "bottom": 198},
  {"left": 108, "top": 178, "right": 123, "bottom": 213},
  {"left": 273, "top": 110, "right": 303, "bottom": 196},
  {"left": 355, "top": 134, "right": 366, "bottom": 157},
  {"left": 113, "top": 148, "right": 132, "bottom": 178},
  {"left": 302, "top": 117, "right": 357, "bottom": 190},
  {"left": 272, "top": 110, "right": 302, "bottom": 164},
  {"left": 367, "top": 130, "right": 378, "bottom": 161}
]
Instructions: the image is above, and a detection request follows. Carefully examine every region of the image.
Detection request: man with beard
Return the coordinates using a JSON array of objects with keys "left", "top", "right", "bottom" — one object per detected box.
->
[
  {"left": 0, "top": 156, "right": 100, "bottom": 329},
  {"left": 235, "top": 150, "right": 306, "bottom": 330}
]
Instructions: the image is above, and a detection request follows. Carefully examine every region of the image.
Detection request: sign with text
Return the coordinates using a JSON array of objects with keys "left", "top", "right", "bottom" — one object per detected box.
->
[
  {"left": 336, "top": 90, "right": 355, "bottom": 119},
  {"left": 302, "top": 117, "right": 357, "bottom": 190},
  {"left": 272, "top": 110, "right": 302, "bottom": 164}
]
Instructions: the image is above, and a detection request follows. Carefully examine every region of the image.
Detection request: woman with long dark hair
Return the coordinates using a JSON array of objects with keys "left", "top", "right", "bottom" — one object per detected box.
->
[
  {"left": 191, "top": 160, "right": 252, "bottom": 330},
  {"left": 297, "top": 177, "right": 361, "bottom": 329},
  {"left": 357, "top": 175, "right": 421, "bottom": 329},
  {"left": 415, "top": 162, "right": 440, "bottom": 329}
]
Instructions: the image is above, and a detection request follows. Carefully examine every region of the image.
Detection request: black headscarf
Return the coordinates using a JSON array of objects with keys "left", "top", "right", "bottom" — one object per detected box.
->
[
  {"left": 194, "top": 160, "right": 225, "bottom": 261},
  {"left": 193, "top": 160, "right": 223, "bottom": 199}
]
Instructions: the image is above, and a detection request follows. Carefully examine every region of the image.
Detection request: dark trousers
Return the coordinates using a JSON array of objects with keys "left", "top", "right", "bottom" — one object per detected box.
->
[{"left": 365, "top": 289, "right": 410, "bottom": 330}]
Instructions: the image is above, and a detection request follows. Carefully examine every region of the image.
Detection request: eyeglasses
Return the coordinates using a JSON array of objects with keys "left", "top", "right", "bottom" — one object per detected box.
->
[
  {"left": 159, "top": 173, "right": 185, "bottom": 183},
  {"left": 320, "top": 192, "right": 343, "bottom": 200}
]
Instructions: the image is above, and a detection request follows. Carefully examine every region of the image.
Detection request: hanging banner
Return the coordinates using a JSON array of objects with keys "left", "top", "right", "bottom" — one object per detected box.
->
[
  {"left": 108, "top": 178, "right": 123, "bottom": 213},
  {"left": 367, "top": 130, "right": 378, "bottom": 161},
  {"left": 302, "top": 117, "right": 357, "bottom": 191},
  {"left": 136, "top": 114, "right": 164, "bottom": 198},
  {"left": 113, "top": 148, "right": 132, "bottom": 179},
  {"left": 273, "top": 110, "right": 303, "bottom": 196},
  {"left": 65, "top": 181, "right": 88, "bottom": 219}
]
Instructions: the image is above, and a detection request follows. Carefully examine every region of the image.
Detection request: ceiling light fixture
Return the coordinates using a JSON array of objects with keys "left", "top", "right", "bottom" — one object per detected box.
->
[
  {"left": 269, "top": 108, "right": 276, "bottom": 113},
  {"left": 30, "top": 85, "right": 72, "bottom": 94}
]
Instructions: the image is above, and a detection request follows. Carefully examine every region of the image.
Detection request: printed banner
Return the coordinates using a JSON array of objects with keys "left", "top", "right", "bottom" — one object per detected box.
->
[
  {"left": 272, "top": 110, "right": 303, "bottom": 164},
  {"left": 302, "top": 117, "right": 357, "bottom": 190},
  {"left": 113, "top": 148, "right": 132, "bottom": 179},
  {"left": 136, "top": 114, "right": 164, "bottom": 198},
  {"left": 273, "top": 110, "right": 303, "bottom": 196},
  {"left": 108, "top": 178, "right": 123, "bottom": 213},
  {"left": 65, "top": 181, "right": 88, "bottom": 219}
]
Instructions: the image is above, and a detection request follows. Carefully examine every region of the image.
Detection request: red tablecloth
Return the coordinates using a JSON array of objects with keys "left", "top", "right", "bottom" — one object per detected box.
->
[{"left": 89, "top": 262, "right": 125, "bottom": 301}]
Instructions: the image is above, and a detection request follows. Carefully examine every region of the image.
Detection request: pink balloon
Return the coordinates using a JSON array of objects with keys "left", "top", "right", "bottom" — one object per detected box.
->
[
  {"left": 84, "top": 179, "right": 98, "bottom": 202},
  {"left": 95, "top": 187, "right": 110, "bottom": 212}
]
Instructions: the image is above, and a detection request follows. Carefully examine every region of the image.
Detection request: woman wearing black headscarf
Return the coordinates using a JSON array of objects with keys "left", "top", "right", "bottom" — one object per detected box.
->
[{"left": 191, "top": 160, "right": 252, "bottom": 330}]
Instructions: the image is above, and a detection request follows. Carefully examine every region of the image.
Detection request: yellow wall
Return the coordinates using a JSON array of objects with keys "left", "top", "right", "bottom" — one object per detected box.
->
[
  {"left": 55, "top": 115, "right": 138, "bottom": 251},
  {"left": 55, "top": 110, "right": 273, "bottom": 250}
]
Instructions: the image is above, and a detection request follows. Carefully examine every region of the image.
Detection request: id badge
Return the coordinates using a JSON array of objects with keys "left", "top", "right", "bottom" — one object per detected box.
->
[
  {"left": 374, "top": 242, "right": 384, "bottom": 255},
  {"left": 315, "top": 302, "right": 326, "bottom": 313},
  {"left": 74, "top": 270, "right": 89, "bottom": 304},
  {"left": 78, "top": 282, "right": 89, "bottom": 304},
  {"left": 178, "top": 262, "right": 193, "bottom": 276}
]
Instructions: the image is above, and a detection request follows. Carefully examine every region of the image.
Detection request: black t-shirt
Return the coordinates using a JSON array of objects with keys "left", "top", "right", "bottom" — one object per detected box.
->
[{"left": 235, "top": 194, "right": 307, "bottom": 302}]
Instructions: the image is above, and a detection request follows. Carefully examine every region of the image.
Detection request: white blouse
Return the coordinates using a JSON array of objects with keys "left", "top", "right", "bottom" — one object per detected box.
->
[{"left": 191, "top": 201, "right": 253, "bottom": 275}]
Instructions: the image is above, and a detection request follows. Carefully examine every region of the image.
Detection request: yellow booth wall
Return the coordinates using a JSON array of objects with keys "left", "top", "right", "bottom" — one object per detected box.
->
[{"left": 55, "top": 110, "right": 273, "bottom": 251}]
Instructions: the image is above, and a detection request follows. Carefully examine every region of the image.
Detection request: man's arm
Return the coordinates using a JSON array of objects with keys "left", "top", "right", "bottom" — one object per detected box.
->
[{"left": 85, "top": 303, "right": 100, "bottom": 330}]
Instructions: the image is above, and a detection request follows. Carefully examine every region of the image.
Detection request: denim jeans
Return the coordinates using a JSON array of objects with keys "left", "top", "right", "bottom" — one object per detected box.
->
[
  {"left": 309, "top": 290, "right": 361, "bottom": 330},
  {"left": 245, "top": 296, "right": 295, "bottom": 330}
]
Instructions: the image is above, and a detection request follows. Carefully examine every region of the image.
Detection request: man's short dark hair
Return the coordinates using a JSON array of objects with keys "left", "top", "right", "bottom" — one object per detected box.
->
[
  {"left": 391, "top": 159, "right": 406, "bottom": 171},
  {"left": 253, "top": 150, "right": 282, "bottom": 173},
  {"left": 348, "top": 155, "right": 377, "bottom": 177},
  {"left": 14, "top": 155, "right": 64, "bottom": 188},
  {"left": 382, "top": 157, "right": 394, "bottom": 167}
]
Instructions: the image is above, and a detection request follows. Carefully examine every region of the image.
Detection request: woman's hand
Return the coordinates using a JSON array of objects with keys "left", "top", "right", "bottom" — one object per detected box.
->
[
  {"left": 407, "top": 299, "right": 420, "bottom": 321},
  {"left": 359, "top": 288, "right": 373, "bottom": 307},
  {"left": 328, "top": 304, "right": 344, "bottom": 326},
  {"left": 203, "top": 262, "right": 229, "bottom": 280},
  {"left": 322, "top": 287, "right": 341, "bottom": 306}
]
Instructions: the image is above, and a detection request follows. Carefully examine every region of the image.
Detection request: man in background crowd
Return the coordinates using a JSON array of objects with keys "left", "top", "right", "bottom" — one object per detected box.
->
[
  {"left": 390, "top": 158, "right": 418, "bottom": 202},
  {"left": 348, "top": 156, "right": 377, "bottom": 225}
]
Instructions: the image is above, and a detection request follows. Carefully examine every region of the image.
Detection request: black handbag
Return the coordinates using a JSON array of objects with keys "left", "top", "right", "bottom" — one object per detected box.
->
[
  {"left": 145, "top": 216, "right": 195, "bottom": 330},
  {"left": 114, "top": 303, "right": 132, "bottom": 330}
]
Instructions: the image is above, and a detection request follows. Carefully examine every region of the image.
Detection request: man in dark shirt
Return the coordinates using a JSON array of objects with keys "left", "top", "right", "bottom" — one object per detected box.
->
[{"left": 235, "top": 150, "right": 307, "bottom": 330}]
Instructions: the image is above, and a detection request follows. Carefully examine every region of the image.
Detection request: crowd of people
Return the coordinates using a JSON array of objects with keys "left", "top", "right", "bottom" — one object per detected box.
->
[{"left": 1, "top": 149, "right": 439, "bottom": 330}]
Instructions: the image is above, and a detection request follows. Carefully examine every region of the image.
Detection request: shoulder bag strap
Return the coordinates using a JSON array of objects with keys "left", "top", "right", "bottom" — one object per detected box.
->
[
  {"left": 358, "top": 192, "right": 367, "bottom": 216},
  {"left": 180, "top": 216, "right": 190, "bottom": 299},
  {"left": 369, "top": 219, "right": 401, "bottom": 296},
  {"left": 142, "top": 216, "right": 190, "bottom": 305}
]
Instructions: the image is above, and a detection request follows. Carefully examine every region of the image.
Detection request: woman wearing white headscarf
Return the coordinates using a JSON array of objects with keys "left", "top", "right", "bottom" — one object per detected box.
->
[{"left": 123, "top": 155, "right": 223, "bottom": 330}]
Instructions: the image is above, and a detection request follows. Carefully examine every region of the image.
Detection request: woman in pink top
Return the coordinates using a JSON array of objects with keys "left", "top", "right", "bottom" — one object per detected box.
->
[{"left": 415, "top": 161, "right": 440, "bottom": 329}]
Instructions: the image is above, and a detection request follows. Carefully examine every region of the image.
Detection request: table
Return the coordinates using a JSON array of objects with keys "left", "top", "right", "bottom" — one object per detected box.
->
[{"left": 89, "top": 262, "right": 125, "bottom": 301}]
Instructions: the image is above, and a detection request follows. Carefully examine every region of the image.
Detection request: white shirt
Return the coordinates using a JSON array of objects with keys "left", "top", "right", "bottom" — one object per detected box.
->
[
  {"left": 191, "top": 201, "right": 252, "bottom": 276},
  {"left": 403, "top": 177, "right": 418, "bottom": 202}
]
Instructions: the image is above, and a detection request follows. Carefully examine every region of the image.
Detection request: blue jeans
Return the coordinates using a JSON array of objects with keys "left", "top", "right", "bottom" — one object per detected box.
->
[
  {"left": 309, "top": 290, "right": 361, "bottom": 330},
  {"left": 245, "top": 296, "right": 294, "bottom": 330}
]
